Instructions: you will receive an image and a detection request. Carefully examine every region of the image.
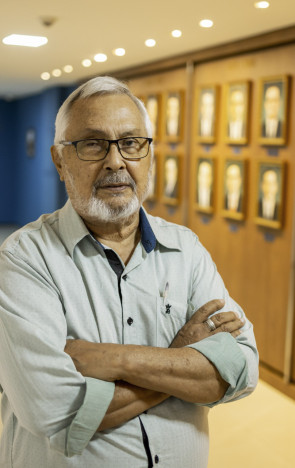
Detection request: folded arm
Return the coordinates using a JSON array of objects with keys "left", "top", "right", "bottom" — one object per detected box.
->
[{"left": 66, "top": 299, "right": 245, "bottom": 430}]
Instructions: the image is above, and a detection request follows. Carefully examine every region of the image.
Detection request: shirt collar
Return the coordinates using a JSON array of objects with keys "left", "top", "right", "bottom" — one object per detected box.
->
[
  {"left": 59, "top": 200, "right": 181, "bottom": 258},
  {"left": 59, "top": 200, "right": 90, "bottom": 257},
  {"left": 141, "top": 207, "right": 182, "bottom": 252}
]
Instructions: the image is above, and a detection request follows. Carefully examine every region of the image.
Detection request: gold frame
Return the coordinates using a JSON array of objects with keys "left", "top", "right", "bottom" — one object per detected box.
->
[
  {"left": 254, "top": 160, "right": 285, "bottom": 229},
  {"left": 161, "top": 154, "right": 182, "bottom": 205},
  {"left": 146, "top": 153, "right": 159, "bottom": 201},
  {"left": 196, "top": 85, "right": 218, "bottom": 144},
  {"left": 163, "top": 91, "right": 185, "bottom": 142},
  {"left": 221, "top": 158, "right": 247, "bottom": 221},
  {"left": 194, "top": 156, "right": 216, "bottom": 214},
  {"left": 258, "top": 75, "right": 289, "bottom": 146},
  {"left": 224, "top": 81, "right": 250, "bottom": 145},
  {"left": 145, "top": 94, "right": 162, "bottom": 140}
]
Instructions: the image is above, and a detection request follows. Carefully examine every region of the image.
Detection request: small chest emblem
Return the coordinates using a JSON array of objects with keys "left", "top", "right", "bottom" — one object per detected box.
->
[{"left": 165, "top": 304, "right": 172, "bottom": 314}]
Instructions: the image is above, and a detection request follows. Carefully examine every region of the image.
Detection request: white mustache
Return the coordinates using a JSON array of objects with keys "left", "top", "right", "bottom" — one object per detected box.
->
[{"left": 93, "top": 173, "right": 137, "bottom": 192}]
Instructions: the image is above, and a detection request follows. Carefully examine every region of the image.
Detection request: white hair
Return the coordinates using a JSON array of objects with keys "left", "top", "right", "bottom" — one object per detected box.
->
[{"left": 54, "top": 75, "right": 153, "bottom": 153}]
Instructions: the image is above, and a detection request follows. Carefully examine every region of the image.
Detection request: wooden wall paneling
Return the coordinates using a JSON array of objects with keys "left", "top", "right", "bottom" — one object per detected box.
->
[{"left": 189, "top": 45, "right": 295, "bottom": 378}]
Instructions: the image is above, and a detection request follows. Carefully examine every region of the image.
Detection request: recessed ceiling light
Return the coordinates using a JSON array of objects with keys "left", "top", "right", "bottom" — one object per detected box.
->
[
  {"left": 145, "top": 39, "right": 156, "bottom": 47},
  {"left": 52, "top": 69, "right": 62, "bottom": 77},
  {"left": 41, "top": 72, "right": 50, "bottom": 81},
  {"left": 3, "top": 34, "right": 48, "bottom": 47},
  {"left": 82, "top": 59, "right": 92, "bottom": 67},
  {"left": 254, "top": 1, "right": 270, "bottom": 8},
  {"left": 63, "top": 65, "right": 73, "bottom": 73},
  {"left": 171, "top": 30, "right": 182, "bottom": 38},
  {"left": 94, "top": 53, "right": 107, "bottom": 62},
  {"left": 113, "top": 48, "right": 126, "bottom": 57},
  {"left": 199, "top": 19, "right": 214, "bottom": 28}
]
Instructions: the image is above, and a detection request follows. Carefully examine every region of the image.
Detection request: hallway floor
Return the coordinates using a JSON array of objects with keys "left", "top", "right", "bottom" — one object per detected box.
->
[{"left": 208, "top": 379, "right": 295, "bottom": 468}]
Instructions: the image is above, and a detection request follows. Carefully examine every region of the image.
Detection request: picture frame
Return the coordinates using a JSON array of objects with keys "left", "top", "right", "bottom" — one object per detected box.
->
[
  {"left": 194, "top": 156, "right": 215, "bottom": 214},
  {"left": 163, "top": 91, "right": 184, "bottom": 142},
  {"left": 254, "top": 160, "right": 285, "bottom": 229},
  {"left": 196, "top": 86, "right": 218, "bottom": 144},
  {"left": 162, "top": 154, "right": 182, "bottom": 205},
  {"left": 225, "top": 81, "right": 250, "bottom": 145},
  {"left": 146, "top": 153, "right": 159, "bottom": 201},
  {"left": 221, "top": 158, "right": 247, "bottom": 220},
  {"left": 25, "top": 128, "right": 36, "bottom": 158},
  {"left": 145, "top": 94, "right": 161, "bottom": 140},
  {"left": 258, "top": 76, "right": 289, "bottom": 146}
]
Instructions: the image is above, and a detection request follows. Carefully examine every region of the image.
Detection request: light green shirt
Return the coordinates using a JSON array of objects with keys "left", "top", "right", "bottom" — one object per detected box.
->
[{"left": 0, "top": 200, "right": 258, "bottom": 468}]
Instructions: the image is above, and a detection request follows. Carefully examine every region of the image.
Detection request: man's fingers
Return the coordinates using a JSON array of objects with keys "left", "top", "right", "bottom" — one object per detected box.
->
[
  {"left": 211, "top": 318, "right": 245, "bottom": 335},
  {"left": 231, "top": 330, "right": 241, "bottom": 338},
  {"left": 190, "top": 299, "right": 225, "bottom": 324}
]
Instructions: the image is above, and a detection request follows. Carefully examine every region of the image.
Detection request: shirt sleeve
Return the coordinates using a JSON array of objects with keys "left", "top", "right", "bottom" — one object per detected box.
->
[
  {"left": 0, "top": 250, "right": 115, "bottom": 456},
  {"left": 186, "top": 236, "right": 259, "bottom": 406}
]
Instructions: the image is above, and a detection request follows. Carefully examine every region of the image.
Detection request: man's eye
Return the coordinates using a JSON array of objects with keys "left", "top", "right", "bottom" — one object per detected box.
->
[
  {"left": 85, "top": 140, "right": 100, "bottom": 147},
  {"left": 121, "top": 138, "right": 140, "bottom": 150}
]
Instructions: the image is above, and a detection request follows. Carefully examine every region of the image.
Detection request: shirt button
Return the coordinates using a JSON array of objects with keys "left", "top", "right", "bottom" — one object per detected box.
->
[
  {"left": 155, "top": 455, "right": 159, "bottom": 463},
  {"left": 122, "top": 274, "right": 128, "bottom": 280},
  {"left": 127, "top": 317, "right": 133, "bottom": 326}
]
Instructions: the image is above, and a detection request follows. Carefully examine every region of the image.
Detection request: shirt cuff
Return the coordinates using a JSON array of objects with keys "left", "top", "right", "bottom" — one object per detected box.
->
[
  {"left": 50, "top": 377, "right": 115, "bottom": 457},
  {"left": 187, "top": 332, "right": 248, "bottom": 407}
]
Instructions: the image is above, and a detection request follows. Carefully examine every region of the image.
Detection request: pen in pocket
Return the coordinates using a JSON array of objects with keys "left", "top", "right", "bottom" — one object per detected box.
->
[{"left": 163, "top": 281, "right": 169, "bottom": 305}]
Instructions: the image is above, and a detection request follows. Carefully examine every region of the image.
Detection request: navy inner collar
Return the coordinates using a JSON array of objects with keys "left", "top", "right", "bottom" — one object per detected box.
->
[{"left": 90, "top": 207, "right": 157, "bottom": 254}]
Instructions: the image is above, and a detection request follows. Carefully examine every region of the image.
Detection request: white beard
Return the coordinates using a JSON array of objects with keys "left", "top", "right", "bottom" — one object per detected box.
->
[{"left": 63, "top": 164, "right": 152, "bottom": 224}]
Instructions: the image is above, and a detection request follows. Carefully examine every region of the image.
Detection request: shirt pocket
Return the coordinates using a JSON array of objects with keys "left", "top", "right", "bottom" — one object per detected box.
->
[{"left": 157, "top": 297, "right": 188, "bottom": 347}]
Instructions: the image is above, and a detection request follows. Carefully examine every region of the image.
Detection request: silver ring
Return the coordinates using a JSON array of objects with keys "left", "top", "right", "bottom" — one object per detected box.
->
[{"left": 205, "top": 318, "right": 216, "bottom": 332}]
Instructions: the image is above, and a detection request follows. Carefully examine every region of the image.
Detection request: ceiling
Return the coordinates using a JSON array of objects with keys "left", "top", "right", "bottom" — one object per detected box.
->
[{"left": 1, "top": 0, "right": 295, "bottom": 100}]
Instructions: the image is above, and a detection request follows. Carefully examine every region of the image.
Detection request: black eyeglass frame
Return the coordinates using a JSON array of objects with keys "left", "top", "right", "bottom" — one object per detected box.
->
[{"left": 59, "top": 137, "right": 153, "bottom": 161}]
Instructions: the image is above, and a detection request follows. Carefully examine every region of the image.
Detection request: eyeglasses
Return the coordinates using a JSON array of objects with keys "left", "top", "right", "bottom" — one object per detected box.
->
[{"left": 59, "top": 137, "right": 153, "bottom": 161}]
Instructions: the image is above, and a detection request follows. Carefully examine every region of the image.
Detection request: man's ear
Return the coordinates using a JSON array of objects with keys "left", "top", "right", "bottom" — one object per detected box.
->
[{"left": 51, "top": 145, "right": 64, "bottom": 181}]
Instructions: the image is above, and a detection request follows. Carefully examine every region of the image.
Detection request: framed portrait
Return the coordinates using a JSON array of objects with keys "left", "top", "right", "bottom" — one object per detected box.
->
[
  {"left": 194, "top": 157, "right": 215, "bottom": 214},
  {"left": 146, "top": 94, "right": 161, "bottom": 140},
  {"left": 26, "top": 128, "right": 36, "bottom": 158},
  {"left": 162, "top": 154, "right": 181, "bottom": 205},
  {"left": 163, "top": 91, "right": 184, "bottom": 142},
  {"left": 196, "top": 86, "right": 218, "bottom": 144},
  {"left": 254, "top": 161, "right": 285, "bottom": 229},
  {"left": 146, "top": 154, "right": 158, "bottom": 201},
  {"left": 225, "top": 81, "right": 250, "bottom": 145},
  {"left": 258, "top": 76, "right": 289, "bottom": 146},
  {"left": 221, "top": 158, "right": 247, "bottom": 220}
]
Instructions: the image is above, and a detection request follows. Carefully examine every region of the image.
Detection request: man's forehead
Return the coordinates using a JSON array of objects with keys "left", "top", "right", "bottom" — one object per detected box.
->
[{"left": 66, "top": 93, "right": 146, "bottom": 135}]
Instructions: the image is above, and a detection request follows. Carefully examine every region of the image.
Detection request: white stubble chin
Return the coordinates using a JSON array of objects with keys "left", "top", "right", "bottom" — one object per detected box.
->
[{"left": 63, "top": 162, "right": 153, "bottom": 224}]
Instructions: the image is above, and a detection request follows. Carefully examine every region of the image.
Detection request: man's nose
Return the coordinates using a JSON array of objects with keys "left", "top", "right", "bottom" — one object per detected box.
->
[{"left": 102, "top": 142, "right": 126, "bottom": 171}]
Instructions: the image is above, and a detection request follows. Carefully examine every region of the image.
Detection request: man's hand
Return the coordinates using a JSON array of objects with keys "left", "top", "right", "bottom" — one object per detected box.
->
[{"left": 170, "top": 299, "right": 245, "bottom": 348}]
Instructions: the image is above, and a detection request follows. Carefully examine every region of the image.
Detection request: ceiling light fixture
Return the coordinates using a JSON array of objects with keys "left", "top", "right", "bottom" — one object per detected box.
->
[
  {"left": 199, "top": 19, "right": 214, "bottom": 28},
  {"left": 3, "top": 34, "right": 48, "bottom": 47},
  {"left": 63, "top": 65, "right": 73, "bottom": 73},
  {"left": 254, "top": 1, "right": 270, "bottom": 8},
  {"left": 113, "top": 48, "right": 126, "bottom": 56},
  {"left": 94, "top": 53, "right": 107, "bottom": 62},
  {"left": 40, "top": 72, "right": 50, "bottom": 81},
  {"left": 171, "top": 30, "right": 182, "bottom": 38},
  {"left": 145, "top": 39, "right": 156, "bottom": 47},
  {"left": 52, "top": 69, "right": 62, "bottom": 77},
  {"left": 82, "top": 59, "right": 92, "bottom": 67}
]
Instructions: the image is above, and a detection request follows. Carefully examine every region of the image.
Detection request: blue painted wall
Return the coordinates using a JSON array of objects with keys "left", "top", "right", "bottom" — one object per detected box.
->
[
  {"left": 0, "top": 85, "right": 74, "bottom": 226},
  {"left": 0, "top": 100, "right": 17, "bottom": 222}
]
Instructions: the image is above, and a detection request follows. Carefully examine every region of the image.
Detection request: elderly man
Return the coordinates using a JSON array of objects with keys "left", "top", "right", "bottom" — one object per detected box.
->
[{"left": 0, "top": 76, "right": 258, "bottom": 468}]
